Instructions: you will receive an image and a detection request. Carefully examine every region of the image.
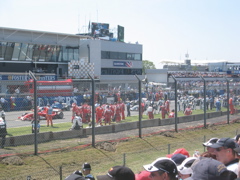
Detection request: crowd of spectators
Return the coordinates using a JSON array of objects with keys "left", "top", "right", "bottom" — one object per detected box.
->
[
  {"left": 169, "top": 71, "right": 228, "bottom": 78},
  {"left": 65, "top": 135, "right": 240, "bottom": 180}
]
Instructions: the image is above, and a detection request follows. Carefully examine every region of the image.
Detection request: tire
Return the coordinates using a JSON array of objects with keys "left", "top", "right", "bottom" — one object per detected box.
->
[{"left": 57, "top": 112, "right": 64, "bottom": 119}]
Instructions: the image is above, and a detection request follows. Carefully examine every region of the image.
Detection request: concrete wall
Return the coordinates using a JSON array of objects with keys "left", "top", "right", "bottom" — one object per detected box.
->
[{"left": 4, "top": 111, "right": 228, "bottom": 146}]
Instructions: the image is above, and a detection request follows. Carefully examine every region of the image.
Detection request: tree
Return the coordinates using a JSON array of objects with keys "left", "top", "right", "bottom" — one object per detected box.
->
[{"left": 142, "top": 60, "right": 156, "bottom": 74}]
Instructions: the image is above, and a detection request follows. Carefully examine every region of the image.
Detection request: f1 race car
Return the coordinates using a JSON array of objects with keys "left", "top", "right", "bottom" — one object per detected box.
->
[{"left": 18, "top": 106, "right": 64, "bottom": 121}]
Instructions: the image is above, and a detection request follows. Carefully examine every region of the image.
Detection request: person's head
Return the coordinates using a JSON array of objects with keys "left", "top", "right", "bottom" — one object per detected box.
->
[
  {"left": 82, "top": 162, "right": 91, "bottom": 175},
  {"left": 203, "top": 137, "right": 218, "bottom": 153},
  {"left": 177, "top": 157, "right": 196, "bottom": 180},
  {"left": 191, "top": 157, "right": 237, "bottom": 180},
  {"left": 209, "top": 137, "right": 238, "bottom": 164},
  {"left": 171, "top": 154, "right": 186, "bottom": 166},
  {"left": 135, "top": 171, "right": 151, "bottom": 180},
  {"left": 96, "top": 166, "right": 135, "bottom": 180},
  {"left": 166, "top": 148, "right": 190, "bottom": 159},
  {"left": 143, "top": 157, "right": 178, "bottom": 180}
]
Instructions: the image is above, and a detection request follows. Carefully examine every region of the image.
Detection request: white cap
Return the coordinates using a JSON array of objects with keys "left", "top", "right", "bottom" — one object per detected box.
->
[
  {"left": 177, "top": 157, "right": 197, "bottom": 175},
  {"left": 203, "top": 138, "right": 218, "bottom": 147}
]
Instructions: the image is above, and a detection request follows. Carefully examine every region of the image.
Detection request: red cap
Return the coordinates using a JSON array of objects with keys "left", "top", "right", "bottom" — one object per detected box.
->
[
  {"left": 135, "top": 171, "right": 151, "bottom": 180},
  {"left": 166, "top": 148, "right": 190, "bottom": 158}
]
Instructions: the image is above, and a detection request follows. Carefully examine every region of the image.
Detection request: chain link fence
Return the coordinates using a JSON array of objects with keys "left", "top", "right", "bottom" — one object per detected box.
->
[{"left": 1, "top": 74, "right": 240, "bottom": 179}]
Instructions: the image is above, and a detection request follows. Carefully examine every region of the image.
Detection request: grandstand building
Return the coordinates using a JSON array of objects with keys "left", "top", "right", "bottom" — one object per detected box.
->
[{"left": 0, "top": 26, "right": 143, "bottom": 93}]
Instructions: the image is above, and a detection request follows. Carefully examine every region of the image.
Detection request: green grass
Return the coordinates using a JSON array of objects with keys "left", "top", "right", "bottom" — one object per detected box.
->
[
  {"left": 6, "top": 108, "right": 228, "bottom": 137},
  {"left": 1, "top": 120, "right": 240, "bottom": 180}
]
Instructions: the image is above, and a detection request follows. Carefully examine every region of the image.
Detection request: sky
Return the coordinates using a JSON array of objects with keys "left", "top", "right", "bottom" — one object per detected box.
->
[{"left": 1, "top": 0, "right": 240, "bottom": 68}]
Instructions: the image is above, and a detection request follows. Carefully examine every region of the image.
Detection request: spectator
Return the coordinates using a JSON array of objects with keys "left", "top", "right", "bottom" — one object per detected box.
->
[
  {"left": 0, "top": 106, "right": 7, "bottom": 148},
  {"left": 0, "top": 97, "right": 8, "bottom": 112},
  {"left": 202, "top": 137, "right": 219, "bottom": 153},
  {"left": 143, "top": 157, "right": 178, "bottom": 180},
  {"left": 82, "top": 162, "right": 95, "bottom": 180},
  {"left": 166, "top": 148, "right": 190, "bottom": 158},
  {"left": 31, "top": 120, "right": 40, "bottom": 133},
  {"left": 209, "top": 137, "right": 239, "bottom": 175},
  {"left": 96, "top": 165, "right": 135, "bottom": 180},
  {"left": 15, "top": 86, "right": 20, "bottom": 97},
  {"left": 127, "top": 101, "right": 131, "bottom": 117},
  {"left": 171, "top": 153, "right": 187, "bottom": 166},
  {"left": 177, "top": 157, "right": 196, "bottom": 180},
  {"left": 215, "top": 98, "right": 221, "bottom": 112},
  {"left": 191, "top": 157, "right": 237, "bottom": 180},
  {"left": 135, "top": 171, "right": 150, "bottom": 180}
]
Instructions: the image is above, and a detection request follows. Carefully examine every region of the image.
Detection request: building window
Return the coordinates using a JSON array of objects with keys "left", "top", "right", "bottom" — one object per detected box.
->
[
  {"left": 102, "top": 51, "right": 142, "bottom": 61},
  {"left": 5, "top": 42, "right": 14, "bottom": 60},
  {"left": 12, "top": 42, "right": 21, "bottom": 60},
  {"left": 0, "top": 42, "right": 7, "bottom": 60},
  {"left": 19, "top": 43, "right": 28, "bottom": 60}
]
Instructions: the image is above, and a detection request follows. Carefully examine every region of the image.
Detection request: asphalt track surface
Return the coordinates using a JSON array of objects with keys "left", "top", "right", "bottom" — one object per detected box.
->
[{"left": 0, "top": 111, "right": 239, "bottom": 157}]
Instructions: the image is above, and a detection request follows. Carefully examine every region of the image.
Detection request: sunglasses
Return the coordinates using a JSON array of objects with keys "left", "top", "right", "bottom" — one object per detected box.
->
[{"left": 216, "top": 147, "right": 228, "bottom": 152}]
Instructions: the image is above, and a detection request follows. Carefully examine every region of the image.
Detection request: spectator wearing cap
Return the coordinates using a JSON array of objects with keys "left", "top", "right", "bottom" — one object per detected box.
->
[
  {"left": 209, "top": 137, "right": 239, "bottom": 175},
  {"left": 82, "top": 162, "right": 95, "bottom": 180},
  {"left": 171, "top": 154, "right": 187, "bottom": 166},
  {"left": 96, "top": 165, "right": 135, "bottom": 180},
  {"left": 166, "top": 148, "right": 190, "bottom": 158},
  {"left": 202, "top": 137, "right": 218, "bottom": 153},
  {"left": 143, "top": 157, "right": 178, "bottom": 180},
  {"left": 191, "top": 157, "right": 237, "bottom": 180},
  {"left": 177, "top": 157, "right": 196, "bottom": 180},
  {"left": 135, "top": 171, "right": 151, "bottom": 180}
]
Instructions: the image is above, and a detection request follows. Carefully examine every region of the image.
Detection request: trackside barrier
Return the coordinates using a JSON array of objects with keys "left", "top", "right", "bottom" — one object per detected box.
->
[{"left": 3, "top": 111, "right": 229, "bottom": 147}]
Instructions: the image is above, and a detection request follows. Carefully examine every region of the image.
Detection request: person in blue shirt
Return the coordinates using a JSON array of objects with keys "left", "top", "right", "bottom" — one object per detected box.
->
[{"left": 82, "top": 162, "right": 95, "bottom": 180}]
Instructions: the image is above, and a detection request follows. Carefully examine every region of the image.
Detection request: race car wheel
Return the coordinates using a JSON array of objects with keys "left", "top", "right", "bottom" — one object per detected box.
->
[{"left": 57, "top": 112, "right": 64, "bottom": 119}]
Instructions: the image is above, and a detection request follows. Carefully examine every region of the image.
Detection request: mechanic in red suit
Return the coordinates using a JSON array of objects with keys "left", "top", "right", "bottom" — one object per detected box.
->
[
  {"left": 114, "top": 102, "right": 121, "bottom": 122},
  {"left": 96, "top": 105, "right": 104, "bottom": 126},
  {"left": 72, "top": 103, "right": 83, "bottom": 123},
  {"left": 160, "top": 105, "right": 168, "bottom": 119},
  {"left": 120, "top": 101, "right": 125, "bottom": 120},
  {"left": 103, "top": 105, "right": 112, "bottom": 125},
  {"left": 184, "top": 106, "right": 192, "bottom": 116},
  {"left": 229, "top": 97, "right": 235, "bottom": 115}
]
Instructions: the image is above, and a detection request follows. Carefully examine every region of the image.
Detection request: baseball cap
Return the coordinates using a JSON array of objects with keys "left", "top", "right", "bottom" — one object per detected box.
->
[
  {"left": 209, "top": 137, "right": 238, "bottom": 149},
  {"left": 203, "top": 137, "right": 218, "bottom": 147},
  {"left": 143, "top": 157, "right": 178, "bottom": 176},
  {"left": 135, "top": 171, "right": 151, "bottom": 180},
  {"left": 166, "top": 148, "right": 190, "bottom": 158},
  {"left": 96, "top": 166, "right": 135, "bottom": 180},
  {"left": 191, "top": 157, "right": 228, "bottom": 180},
  {"left": 171, "top": 153, "right": 187, "bottom": 165},
  {"left": 82, "top": 162, "right": 91, "bottom": 170},
  {"left": 177, "top": 157, "right": 197, "bottom": 175}
]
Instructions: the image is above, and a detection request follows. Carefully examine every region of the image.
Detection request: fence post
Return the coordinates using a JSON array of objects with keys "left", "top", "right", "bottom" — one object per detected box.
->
[
  {"left": 200, "top": 76, "right": 207, "bottom": 128},
  {"left": 88, "top": 73, "right": 95, "bottom": 148},
  {"left": 29, "top": 71, "right": 38, "bottom": 155},
  {"left": 171, "top": 76, "right": 178, "bottom": 132},
  {"left": 123, "top": 153, "right": 126, "bottom": 166},
  {"left": 224, "top": 77, "right": 230, "bottom": 124},
  {"left": 168, "top": 144, "right": 171, "bottom": 154},
  {"left": 59, "top": 166, "right": 62, "bottom": 180},
  {"left": 135, "top": 75, "right": 142, "bottom": 138}
]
